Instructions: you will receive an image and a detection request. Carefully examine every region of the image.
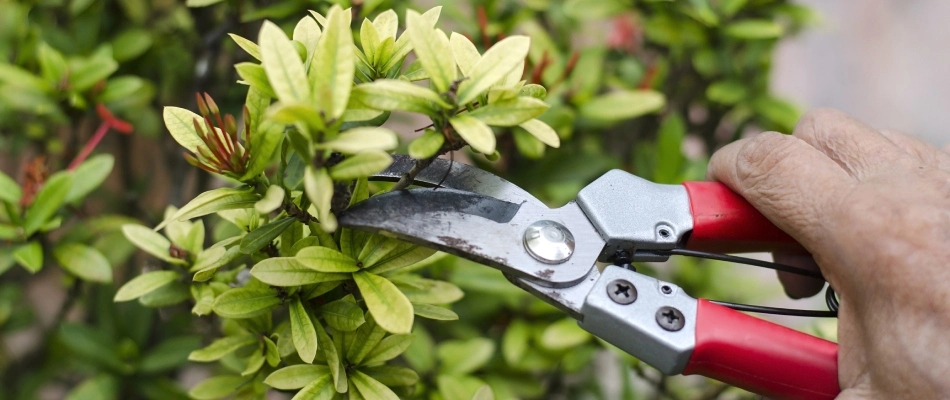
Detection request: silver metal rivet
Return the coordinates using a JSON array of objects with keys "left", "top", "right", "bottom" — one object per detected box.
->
[
  {"left": 607, "top": 279, "right": 637, "bottom": 305},
  {"left": 655, "top": 306, "right": 685, "bottom": 331},
  {"left": 523, "top": 220, "right": 575, "bottom": 264}
]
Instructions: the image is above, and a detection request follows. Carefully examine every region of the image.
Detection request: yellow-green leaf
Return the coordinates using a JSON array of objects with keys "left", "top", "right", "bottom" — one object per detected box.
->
[
  {"left": 254, "top": 185, "right": 285, "bottom": 214},
  {"left": 296, "top": 246, "right": 360, "bottom": 272},
  {"left": 328, "top": 151, "right": 393, "bottom": 180},
  {"left": 162, "top": 107, "right": 205, "bottom": 153},
  {"left": 189, "top": 335, "right": 256, "bottom": 362},
  {"left": 157, "top": 187, "right": 260, "bottom": 230},
  {"left": 353, "top": 272, "right": 413, "bottom": 334},
  {"left": 114, "top": 270, "right": 178, "bottom": 301},
  {"left": 539, "top": 317, "right": 592, "bottom": 351},
  {"left": 309, "top": 6, "right": 354, "bottom": 120},
  {"left": 251, "top": 258, "right": 349, "bottom": 286},
  {"left": 292, "top": 373, "right": 335, "bottom": 400},
  {"left": 293, "top": 15, "right": 322, "bottom": 62},
  {"left": 406, "top": 10, "right": 455, "bottom": 93},
  {"left": 518, "top": 119, "right": 560, "bottom": 148},
  {"left": 725, "top": 19, "right": 784, "bottom": 40},
  {"left": 351, "top": 79, "right": 449, "bottom": 114},
  {"left": 212, "top": 287, "right": 280, "bottom": 318},
  {"left": 579, "top": 90, "right": 666, "bottom": 122},
  {"left": 412, "top": 303, "right": 458, "bottom": 321},
  {"left": 240, "top": 216, "right": 295, "bottom": 254},
  {"left": 188, "top": 375, "right": 246, "bottom": 400},
  {"left": 235, "top": 63, "right": 277, "bottom": 99},
  {"left": 350, "top": 370, "right": 399, "bottom": 400},
  {"left": 260, "top": 21, "right": 310, "bottom": 104},
  {"left": 121, "top": 224, "right": 187, "bottom": 265},
  {"left": 289, "top": 297, "right": 318, "bottom": 363},
  {"left": 65, "top": 154, "right": 113, "bottom": 203},
  {"left": 449, "top": 33, "right": 480, "bottom": 76},
  {"left": 408, "top": 130, "right": 444, "bottom": 159},
  {"left": 13, "top": 241, "right": 43, "bottom": 273},
  {"left": 321, "top": 127, "right": 398, "bottom": 154},
  {"left": 450, "top": 114, "right": 495, "bottom": 154},
  {"left": 320, "top": 298, "right": 365, "bottom": 332},
  {"left": 304, "top": 166, "right": 336, "bottom": 232},
  {"left": 265, "top": 365, "right": 330, "bottom": 390},
  {"left": 469, "top": 97, "right": 548, "bottom": 127},
  {"left": 457, "top": 36, "right": 530, "bottom": 105},
  {"left": 473, "top": 385, "right": 495, "bottom": 400},
  {"left": 0, "top": 170, "right": 22, "bottom": 204},
  {"left": 437, "top": 338, "right": 494, "bottom": 375},
  {"left": 361, "top": 334, "right": 414, "bottom": 365},
  {"left": 373, "top": 10, "right": 398, "bottom": 40},
  {"left": 229, "top": 33, "right": 261, "bottom": 61},
  {"left": 360, "top": 19, "right": 380, "bottom": 63}
]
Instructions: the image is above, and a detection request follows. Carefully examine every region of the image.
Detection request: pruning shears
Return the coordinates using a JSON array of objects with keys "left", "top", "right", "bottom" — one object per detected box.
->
[{"left": 339, "top": 155, "right": 839, "bottom": 400}]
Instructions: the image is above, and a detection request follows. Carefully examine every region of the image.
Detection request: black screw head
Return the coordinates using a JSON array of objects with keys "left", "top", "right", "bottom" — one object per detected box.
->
[
  {"left": 607, "top": 279, "right": 637, "bottom": 305},
  {"left": 655, "top": 306, "right": 685, "bottom": 331},
  {"left": 661, "top": 285, "right": 672, "bottom": 294}
]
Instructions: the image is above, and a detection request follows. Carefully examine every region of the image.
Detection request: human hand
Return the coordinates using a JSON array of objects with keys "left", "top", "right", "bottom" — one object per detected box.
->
[{"left": 707, "top": 109, "right": 950, "bottom": 399}]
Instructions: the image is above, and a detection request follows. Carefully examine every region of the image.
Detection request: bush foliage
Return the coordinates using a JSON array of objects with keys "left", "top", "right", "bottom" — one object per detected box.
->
[{"left": 0, "top": 1, "right": 817, "bottom": 399}]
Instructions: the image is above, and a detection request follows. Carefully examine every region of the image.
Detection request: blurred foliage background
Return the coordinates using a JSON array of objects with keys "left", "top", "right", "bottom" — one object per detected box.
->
[{"left": 0, "top": 0, "right": 829, "bottom": 399}]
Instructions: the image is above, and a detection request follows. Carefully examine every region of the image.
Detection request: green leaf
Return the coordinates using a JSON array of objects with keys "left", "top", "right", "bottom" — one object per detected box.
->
[
  {"left": 23, "top": 172, "right": 72, "bottom": 236},
  {"left": 502, "top": 319, "right": 529, "bottom": 365},
  {"left": 350, "top": 370, "right": 399, "bottom": 400},
  {"left": 235, "top": 63, "right": 277, "bottom": 99},
  {"left": 138, "top": 282, "right": 190, "bottom": 307},
  {"left": 457, "top": 36, "right": 530, "bottom": 105},
  {"left": 309, "top": 6, "right": 354, "bottom": 120},
  {"left": 412, "top": 303, "right": 458, "bottom": 320},
  {"left": 539, "top": 318, "right": 591, "bottom": 351},
  {"left": 346, "top": 315, "right": 387, "bottom": 365},
  {"left": 353, "top": 272, "right": 414, "bottom": 334},
  {"left": 450, "top": 115, "right": 495, "bottom": 154},
  {"left": 393, "top": 276, "right": 464, "bottom": 304},
  {"left": 265, "top": 364, "right": 330, "bottom": 390},
  {"left": 242, "top": 120, "right": 284, "bottom": 181},
  {"left": 13, "top": 241, "right": 43, "bottom": 273},
  {"left": 518, "top": 119, "right": 560, "bottom": 148},
  {"left": 241, "top": 347, "right": 265, "bottom": 376},
  {"left": 188, "top": 335, "right": 256, "bottom": 362},
  {"left": 361, "top": 334, "right": 414, "bottom": 365},
  {"left": 290, "top": 297, "right": 319, "bottom": 363},
  {"left": 70, "top": 48, "right": 118, "bottom": 92},
  {"left": 329, "top": 151, "right": 393, "bottom": 180},
  {"left": 654, "top": 114, "right": 687, "bottom": 184},
  {"left": 519, "top": 84, "right": 547, "bottom": 100},
  {"left": 579, "top": 90, "right": 666, "bottom": 122},
  {"left": 320, "top": 298, "right": 365, "bottom": 331},
  {"left": 212, "top": 287, "right": 280, "bottom": 318},
  {"left": 191, "top": 246, "right": 239, "bottom": 281},
  {"left": 0, "top": 170, "right": 22, "bottom": 204},
  {"left": 293, "top": 15, "right": 322, "bottom": 62},
  {"left": 37, "top": 42, "right": 67, "bottom": 84},
  {"left": 260, "top": 21, "right": 310, "bottom": 104},
  {"left": 360, "top": 19, "right": 380, "bottom": 64},
  {"left": 314, "top": 318, "right": 347, "bottom": 393},
  {"left": 296, "top": 246, "right": 360, "bottom": 272},
  {"left": 111, "top": 29, "right": 153, "bottom": 62},
  {"left": 264, "top": 336, "right": 280, "bottom": 366},
  {"left": 406, "top": 10, "right": 456, "bottom": 93},
  {"left": 157, "top": 187, "right": 260, "bottom": 230},
  {"left": 240, "top": 217, "right": 294, "bottom": 254},
  {"left": 363, "top": 366, "right": 419, "bottom": 387},
  {"left": 373, "top": 10, "right": 398, "bottom": 40},
  {"left": 114, "top": 270, "right": 178, "bottom": 301},
  {"left": 139, "top": 336, "right": 202, "bottom": 374},
  {"left": 403, "top": 325, "right": 434, "bottom": 373},
  {"left": 229, "top": 33, "right": 262, "bottom": 61},
  {"left": 706, "top": 80, "right": 747, "bottom": 104},
  {"left": 162, "top": 107, "right": 205, "bottom": 154},
  {"left": 53, "top": 243, "right": 112, "bottom": 283},
  {"left": 66, "top": 154, "right": 113, "bottom": 203},
  {"left": 408, "top": 130, "right": 445, "bottom": 159},
  {"left": 292, "top": 373, "right": 335, "bottom": 400},
  {"left": 449, "top": 33, "right": 480, "bottom": 76},
  {"left": 304, "top": 166, "right": 336, "bottom": 232},
  {"left": 186, "top": 0, "right": 226, "bottom": 6},
  {"left": 321, "top": 127, "right": 398, "bottom": 154},
  {"left": 255, "top": 185, "right": 285, "bottom": 214},
  {"left": 65, "top": 375, "right": 118, "bottom": 400},
  {"left": 752, "top": 96, "right": 801, "bottom": 132},
  {"left": 469, "top": 97, "right": 548, "bottom": 127},
  {"left": 58, "top": 323, "right": 129, "bottom": 372},
  {"left": 351, "top": 79, "right": 449, "bottom": 114},
  {"left": 121, "top": 224, "right": 186, "bottom": 265},
  {"left": 251, "top": 258, "right": 349, "bottom": 286},
  {"left": 437, "top": 338, "right": 495, "bottom": 375},
  {"left": 472, "top": 385, "right": 495, "bottom": 400},
  {"left": 191, "top": 284, "right": 215, "bottom": 315},
  {"left": 188, "top": 375, "right": 246, "bottom": 400},
  {"left": 725, "top": 20, "right": 784, "bottom": 40}
]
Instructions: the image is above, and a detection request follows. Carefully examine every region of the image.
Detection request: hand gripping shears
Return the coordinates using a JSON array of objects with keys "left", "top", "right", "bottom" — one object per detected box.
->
[{"left": 339, "top": 155, "right": 839, "bottom": 400}]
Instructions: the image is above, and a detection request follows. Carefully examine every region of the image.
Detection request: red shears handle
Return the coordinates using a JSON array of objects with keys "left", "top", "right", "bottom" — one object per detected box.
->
[
  {"left": 679, "top": 181, "right": 839, "bottom": 399},
  {"left": 682, "top": 181, "right": 806, "bottom": 254}
]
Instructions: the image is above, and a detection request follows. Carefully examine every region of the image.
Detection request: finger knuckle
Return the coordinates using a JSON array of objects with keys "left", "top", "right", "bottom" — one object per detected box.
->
[
  {"left": 794, "top": 107, "right": 847, "bottom": 145},
  {"left": 735, "top": 131, "right": 798, "bottom": 184}
]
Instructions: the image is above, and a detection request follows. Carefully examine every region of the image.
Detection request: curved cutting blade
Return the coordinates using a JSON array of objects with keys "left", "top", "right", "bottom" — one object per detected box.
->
[{"left": 338, "top": 188, "right": 603, "bottom": 287}]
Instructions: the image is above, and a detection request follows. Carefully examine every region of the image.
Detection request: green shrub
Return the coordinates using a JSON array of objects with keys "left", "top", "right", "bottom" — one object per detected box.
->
[{"left": 0, "top": 1, "right": 817, "bottom": 399}]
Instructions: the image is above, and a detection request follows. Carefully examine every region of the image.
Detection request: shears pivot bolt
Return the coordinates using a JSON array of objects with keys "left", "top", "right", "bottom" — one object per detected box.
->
[{"left": 523, "top": 220, "right": 575, "bottom": 264}]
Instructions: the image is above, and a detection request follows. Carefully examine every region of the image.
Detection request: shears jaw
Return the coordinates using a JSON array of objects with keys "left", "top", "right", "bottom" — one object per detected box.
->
[{"left": 338, "top": 188, "right": 604, "bottom": 288}]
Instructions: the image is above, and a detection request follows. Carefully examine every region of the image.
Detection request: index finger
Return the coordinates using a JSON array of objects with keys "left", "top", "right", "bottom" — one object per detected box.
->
[{"left": 707, "top": 131, "right": 853, "bottom": 257}]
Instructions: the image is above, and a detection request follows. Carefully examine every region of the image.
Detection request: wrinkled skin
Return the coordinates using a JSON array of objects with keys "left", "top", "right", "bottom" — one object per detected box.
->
[{"left": 708, "top": 109, "right": 950, "bottom": 399}]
